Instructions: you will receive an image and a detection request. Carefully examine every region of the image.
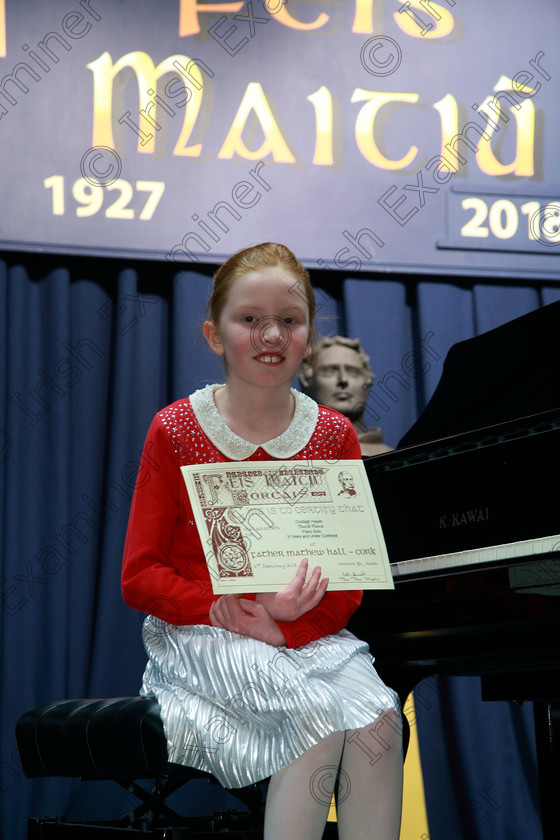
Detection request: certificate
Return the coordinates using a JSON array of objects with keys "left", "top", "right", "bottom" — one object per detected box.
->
[{"left": 181, "top": 460, "right": 394, "bottom": 593}]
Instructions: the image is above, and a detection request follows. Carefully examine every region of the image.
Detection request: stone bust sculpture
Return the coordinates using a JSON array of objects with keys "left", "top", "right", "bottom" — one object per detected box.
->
[{"left": 299, "top": 336, "right": 392, "bottom": 456}]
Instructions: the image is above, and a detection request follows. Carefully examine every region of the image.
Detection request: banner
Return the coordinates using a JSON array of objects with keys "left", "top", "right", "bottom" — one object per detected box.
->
[{"left": 1, "top": 0, "right": 559, "bottom": 279}]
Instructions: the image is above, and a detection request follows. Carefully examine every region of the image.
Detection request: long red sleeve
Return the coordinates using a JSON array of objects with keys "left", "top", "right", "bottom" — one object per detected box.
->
[{"left": 122, "top": 410, "right": 220, "bottom": 623}]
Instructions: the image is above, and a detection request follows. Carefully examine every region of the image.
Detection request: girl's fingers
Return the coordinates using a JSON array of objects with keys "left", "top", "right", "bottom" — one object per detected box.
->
[
  {"left": 303, "top": 574, "right": 329, "bottom": 607},
  {"left": 287, "top": 557, "right": 309, "bottom": 591},
  {"left": 302, "top": 564, "right": 323, "bottom": 591},
  {"left": 209, "top": 601, "right": 224, "bottom": 628},
  {"left": 210, "top": 594, "right": 244, "bottom": 629},
  {"left": 235, "top": 597, "right": 262, "bottom": 617},
  {"left": 314, "top": 575, "right": 329, "bottom": 601},
  {"left": 289, "top": 559, "right": 324, "bottom": 594}
]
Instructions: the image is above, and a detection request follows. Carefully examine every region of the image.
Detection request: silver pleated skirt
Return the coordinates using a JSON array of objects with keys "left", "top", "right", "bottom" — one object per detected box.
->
[{"left": 140, "top": 617, "right": 400, "bottom": 788}]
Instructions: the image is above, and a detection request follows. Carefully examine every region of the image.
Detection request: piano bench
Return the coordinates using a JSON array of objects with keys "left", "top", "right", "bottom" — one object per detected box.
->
[{"left": 16, "top": 696, "right": 266, "bottom": 838}]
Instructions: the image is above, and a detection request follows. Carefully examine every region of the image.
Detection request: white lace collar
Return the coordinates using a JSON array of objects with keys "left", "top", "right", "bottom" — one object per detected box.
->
[{"left": 190, "top": 384, "right": 318, "bottom": 460}]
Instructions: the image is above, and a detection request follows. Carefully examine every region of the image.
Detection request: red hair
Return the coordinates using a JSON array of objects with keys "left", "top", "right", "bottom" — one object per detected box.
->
[{"left": 208, "top": 243, "right": 316, "bottom": 331}]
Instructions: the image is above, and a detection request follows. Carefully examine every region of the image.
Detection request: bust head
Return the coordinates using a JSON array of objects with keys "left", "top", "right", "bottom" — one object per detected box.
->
[
  {"left": 299, "top": 336, "right": 373, "bottom": 422},
  {"left": 300, "top": 336, "right": 391, "bottom": 455}
]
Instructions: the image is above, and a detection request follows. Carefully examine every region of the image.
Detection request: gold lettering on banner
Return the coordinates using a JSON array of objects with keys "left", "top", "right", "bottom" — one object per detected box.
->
[
  {"left": 351, "top": 89, "right": 419, "bottom": 169},
  {"left": 82, "top": 31, "right": 540, "bottom": 177},
  {"left": 433, "top": 93, "right": 459, "bottom": 173},
  {"left": 476, "top": 76, "right": 535, "bottom": 177},
  {"left": 352, "top": 0, "right": 376, "bottom": 34},
  {"left": 87, "top": 51, "right": 211, "bottom": 156},
  {"left": 352, "top": 0, "right": 457, "bottom": 35},
  {"left": 0, "top": 0, "right": 5, "bottom": 57},
  {"left": 176, "top": 0, "right": 458, "bottom": 38},
  {"left": 179, "top": 0, "right": 244, "bottom": 36},
  {"left": 307, "top": 86, "right": 333, "bottom": 166},
  {"left": 395, "top": 0, "right": 455, "bottom": 39},
  {"left": 218, "top": 82, "right": 296, "bottom": 162}
]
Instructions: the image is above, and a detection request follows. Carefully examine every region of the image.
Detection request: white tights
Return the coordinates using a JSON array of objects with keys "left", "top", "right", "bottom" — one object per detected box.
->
[{"left": 263, "top": 711, "right": 403, "bottom": 840}]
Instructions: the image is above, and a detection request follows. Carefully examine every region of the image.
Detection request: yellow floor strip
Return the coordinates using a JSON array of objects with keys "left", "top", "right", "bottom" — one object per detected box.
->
[{"left": 400, "top": 693, "right": 430, "bottom": 839}]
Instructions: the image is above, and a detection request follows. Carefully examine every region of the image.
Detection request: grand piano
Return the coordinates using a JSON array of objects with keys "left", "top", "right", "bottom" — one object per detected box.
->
[{"left": 348, "top": 300, "right": 560, "bottom": 839}]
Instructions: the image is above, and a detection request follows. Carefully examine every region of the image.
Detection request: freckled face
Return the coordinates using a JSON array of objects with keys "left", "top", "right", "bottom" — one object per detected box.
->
[{"left": 204, "top": 267, "right": 311, "bottom": 389}]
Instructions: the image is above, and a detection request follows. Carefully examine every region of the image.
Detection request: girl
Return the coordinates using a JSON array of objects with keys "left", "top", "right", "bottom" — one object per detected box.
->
[{"left": 121, "top": 243, "right": 403, "bottom": 839}]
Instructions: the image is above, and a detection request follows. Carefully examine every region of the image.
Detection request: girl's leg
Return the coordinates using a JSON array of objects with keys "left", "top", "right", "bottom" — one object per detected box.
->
[
  {"left": 264, "top": 731, "right": 345, "bottom": 840},
  {"left": 336, "top": 711, "right": 403, "bottom": 840}
]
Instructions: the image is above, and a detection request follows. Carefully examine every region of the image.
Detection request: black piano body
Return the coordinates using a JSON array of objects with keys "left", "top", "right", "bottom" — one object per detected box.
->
[{"left": 349, "top": 301, "right": 560, "bottom": 838}]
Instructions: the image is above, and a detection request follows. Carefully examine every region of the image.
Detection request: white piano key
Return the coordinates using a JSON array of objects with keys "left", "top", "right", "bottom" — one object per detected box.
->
[{"left": 391, "top": 534, "right": 560, "bottom": 579}]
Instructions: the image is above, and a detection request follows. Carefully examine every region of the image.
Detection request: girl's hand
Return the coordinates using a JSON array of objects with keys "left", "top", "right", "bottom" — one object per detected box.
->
[
  {"left": 209, "top": 594, "right": 287, "bottom": 646},
  {"left": 254, "top": 558, "right": 328, "bottom": 622}
]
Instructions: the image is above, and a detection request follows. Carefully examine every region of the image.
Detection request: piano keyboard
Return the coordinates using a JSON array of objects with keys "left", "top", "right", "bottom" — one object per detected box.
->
[{"left": 390, "top": 533, "right": 560, "bottom": 580}]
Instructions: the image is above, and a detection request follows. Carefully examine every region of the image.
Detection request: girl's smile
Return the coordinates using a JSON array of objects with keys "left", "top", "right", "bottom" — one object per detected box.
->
[{"left": 255, "top": 354, "right": 284, "bottom": 364}]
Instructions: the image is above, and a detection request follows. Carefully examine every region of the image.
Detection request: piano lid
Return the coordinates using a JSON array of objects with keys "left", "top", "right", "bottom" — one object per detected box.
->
[
  {"left": 399, "top": 300, "right": 560, "bottom": 448},
  {"left": 365, "top": 406, "right": 560, "bottom": 565}
]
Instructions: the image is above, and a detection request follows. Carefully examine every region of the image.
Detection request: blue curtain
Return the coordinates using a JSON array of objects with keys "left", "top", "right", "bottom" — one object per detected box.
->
[{"left": 1, "top": 251, "right": 559, "bottom": 838}]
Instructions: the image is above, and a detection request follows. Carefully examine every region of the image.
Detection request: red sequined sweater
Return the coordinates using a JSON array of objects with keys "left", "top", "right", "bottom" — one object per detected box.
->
[{"left": 121, "top": 386, "right": 363, "bottom": 648}]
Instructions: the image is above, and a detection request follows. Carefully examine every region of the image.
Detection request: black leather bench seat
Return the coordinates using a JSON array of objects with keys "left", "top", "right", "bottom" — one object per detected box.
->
[
  {"left": 15, "top": 696, "right": 270, "bottom": 837},
  {"left": 15, "top": 696, "right": 199, "bottom": 781}
]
